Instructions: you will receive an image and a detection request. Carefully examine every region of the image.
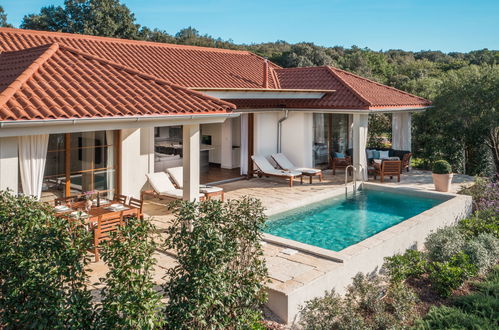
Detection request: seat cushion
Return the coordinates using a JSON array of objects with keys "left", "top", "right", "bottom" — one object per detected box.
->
[
  {"left": 200, "top": 186, "right": 223, "bottom": 194},
  {"left": 296, "top": 168, "right": 321, "bottom": 174}
]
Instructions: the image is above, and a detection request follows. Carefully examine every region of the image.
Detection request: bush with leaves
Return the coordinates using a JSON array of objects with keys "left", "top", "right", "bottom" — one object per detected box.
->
[
  {"left": 425, "top": 226, "right": 466, "bottom": 262},
  {"left": 428, "top": 252, "right": 478, "bottom": 297},
  {"left": 415, "top": 265, "right": 499, "bottom": 329},
  {"left": 458, "top": 208, "right": 499, "bottom": 239},
  {"left": 463, "top": 233, "right": 499, "bottom": 274},
  {"left": 460, "top": 176, "right": 499, "bottom": 212},
  {"left": 299, "top": 273, "right": 418, "bottom": 330},
  {"left": 432, "top": 160, "right": 452, "bottom": 174},
  {"left": 163, "top": 197, "right": 268, "bottom": 329},
  {"left": 383, "top": 249, "right": 428, "bottom": 283},
  {"left": 98, "top": 216, "right": 164, "bottom": 329},
  {"left": 0, "top": 191, "right": 94, "bottom": 328}
]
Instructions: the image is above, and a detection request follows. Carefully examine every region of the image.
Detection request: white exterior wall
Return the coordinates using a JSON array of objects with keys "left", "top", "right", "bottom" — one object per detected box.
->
[
  {"left": 0, "top": 137, "right": 19, "bottom": 194},
  {"left": 254, "top": 112, "right": 279, "bottom": 162},
  {"left": 253, "top": 111, "right": 313, "bottom": 168},
  {"left": 281, "top": 112, "right": 313, "bottom": 168},
  {"left": 120, "top": 127, "right": 154, "bottom": 198}
]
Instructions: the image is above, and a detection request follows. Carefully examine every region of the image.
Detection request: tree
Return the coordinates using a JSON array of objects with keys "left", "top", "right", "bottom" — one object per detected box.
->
[
  {"left": 0, "top": 191, "right": 94, "bottom": 328},
  {"left": 414, "top": 65, "right": 499, "bottom": 175},
  {"left": 0, "top": 6, "right": 13, "bottom": 28},
  {"left": 163, "top": 198, "right": 268, "bottom": 329},
  {"left": 98, "top": 217, "right": 164, "bottom": 329},
  {"left": 21, "top": 0, "right": 140, "bottom": 39}
]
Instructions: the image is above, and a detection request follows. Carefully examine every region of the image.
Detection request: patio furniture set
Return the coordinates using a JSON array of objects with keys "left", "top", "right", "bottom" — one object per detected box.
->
[
  {"left": 52, "top": 193, "right": 144, "bottom": 261},
  {"left": 251, "top": 149, "right": 412, "bottom": 186}
]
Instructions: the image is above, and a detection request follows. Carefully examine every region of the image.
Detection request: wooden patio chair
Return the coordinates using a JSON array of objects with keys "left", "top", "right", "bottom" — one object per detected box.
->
[
  {"left": 128, "top": 197, "right": 144, "bottom": 219},
  {"left": 92, "top": 211, "right": 124, "bottom": 262},
  {"left": 114, "top": 194, "right": 128, "bottom": 204},
  {"left": 251, "top": 155, "right": 302, "bottom": 187},
  {"left": 330, "top": 153, "right": 352, "bottom": 175},
  {"left": 401, "top": 153, "right": 412, "bottom": 173},
  {"left": 54, "top": 195, "right": 76, "bottom": 206},
  {"left": 373, "top": 160, "right": 401, "bottom": 183}
]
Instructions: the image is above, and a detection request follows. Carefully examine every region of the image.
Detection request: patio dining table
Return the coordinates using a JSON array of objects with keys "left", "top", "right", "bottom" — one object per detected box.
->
[{"left": 53, "top": 200, "right": 139, "bottom": 226}]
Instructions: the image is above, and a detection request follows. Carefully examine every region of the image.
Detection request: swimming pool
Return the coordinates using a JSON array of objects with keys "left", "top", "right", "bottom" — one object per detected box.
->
[{"left": 264, "top": 189, "right": 444, "bottom": 251}]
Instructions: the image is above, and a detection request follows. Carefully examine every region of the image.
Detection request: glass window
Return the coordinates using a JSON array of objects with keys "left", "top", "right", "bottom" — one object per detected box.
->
[
  {"left": 312, "top": 114, "right": 350, "bottom": 168},
  {"left": 40, "top": 130, "right": 116, "bottom": 202}
]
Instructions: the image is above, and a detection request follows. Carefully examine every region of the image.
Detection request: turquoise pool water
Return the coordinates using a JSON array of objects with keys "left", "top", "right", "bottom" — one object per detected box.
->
[{"left": 264, "top": 189, "right": 443, "bottom": 252}]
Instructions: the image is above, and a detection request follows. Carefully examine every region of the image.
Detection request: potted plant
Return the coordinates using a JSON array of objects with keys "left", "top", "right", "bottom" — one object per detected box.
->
[{"left": 432, "top": 160, "right": 453, "bottom": 192}]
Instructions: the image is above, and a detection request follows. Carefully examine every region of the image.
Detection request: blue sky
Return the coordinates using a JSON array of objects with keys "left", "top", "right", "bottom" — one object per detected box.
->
[{"left": 3, "top": 0, "right": 499, "bottom": 52}]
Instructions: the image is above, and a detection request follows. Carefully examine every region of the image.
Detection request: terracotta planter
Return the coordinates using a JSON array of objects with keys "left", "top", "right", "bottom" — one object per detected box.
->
[{"left": 432, "top": 173, "right": 454, "bottom": 192}]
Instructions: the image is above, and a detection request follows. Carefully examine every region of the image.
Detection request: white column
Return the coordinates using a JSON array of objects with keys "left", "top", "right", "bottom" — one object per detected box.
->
[
  {"left": 0, "top": 137, "right": 19, "bottom": 194},
  {"left": 182, "top": 124, "right": 200, "bottom": 201},
  {"left": 221, "top": 118, "right": 233, "bottom": 169},
  {"left": 240, "top": 114, "right": 248, "bottom": 175},
  {"left": 392, "top": 112, "right": 412, "bottom": 151},
  {"left": 352, "top": 114, "right": 369, "bottom": 180}
]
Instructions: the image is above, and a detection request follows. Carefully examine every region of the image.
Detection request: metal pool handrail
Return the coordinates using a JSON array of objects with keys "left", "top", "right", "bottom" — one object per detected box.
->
[{"left": 345, "top": 164, "right": 366, "bottom": 196}]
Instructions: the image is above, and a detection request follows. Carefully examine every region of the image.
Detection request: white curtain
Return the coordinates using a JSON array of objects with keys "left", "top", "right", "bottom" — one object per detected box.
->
[
  {"left": 392, "top": 112, "right": 412, "bottom": 151},
  {"left": 105, "top": 130, "right": 115, "bottom": 200},
  {"left": 353, "top": 114, "right": 369, "bottom": 181},
  {"left": 240, "top": 113, "right": 248, "bottom": 175},
  {"left": 18, "top": 135, "right": 49, "bottom": 200}
]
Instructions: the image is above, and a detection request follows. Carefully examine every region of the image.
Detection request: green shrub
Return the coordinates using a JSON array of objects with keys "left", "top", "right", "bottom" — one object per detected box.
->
[
  {"left": 463, "top": 233, "right": 499, "bottom": 274},
  {"left": 425, "top": 226, "right": 466, "bottom": 262},
  {"left": 98, "top": 217, "right": 164, "bottom": 329},
  {"left": 383, "top": 249, "right": 428, "bottom": 283},
  {"left": 299, "top": 273, "right": 418, "bottom": 329},
  {"left": 432, "top": 160, "right": 452, "bottom": 174},
  {"left": 428, "top": 252, "right": 478, "bottom": 297},
  {"left": 415, "top": 266, "right": 499, "bottom": 329},
  {"left": 163, "top": 197, "right": 268, "bottom": 329},
  {"left": 299, "top": 290, "right": 363, "bottom": 330},
  {"left": 413, "top": 305, "right": 496, "bottom": 329},
  {"left": 0, "top": 191, "right": 94, "bottom": 328},
  {"left": 458, "top": 208, "right": 499, "bottom": 239},
  {"left": 385, "top": 282, "right": 419, "bottom": 323}
]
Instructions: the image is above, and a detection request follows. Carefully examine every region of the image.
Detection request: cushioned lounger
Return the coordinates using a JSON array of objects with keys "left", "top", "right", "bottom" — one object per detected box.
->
[
  {"left": 166, "top": 166, "right": 224, "bottom": 201},
  {"left": 251, "top": 155, "right": 302, "bottom": 187},
  {"left": 145, "top": 172, "right": 204, "bottom": 200},
  {"left": 271, "top": 153, "right": 323, "bottom": 184}
]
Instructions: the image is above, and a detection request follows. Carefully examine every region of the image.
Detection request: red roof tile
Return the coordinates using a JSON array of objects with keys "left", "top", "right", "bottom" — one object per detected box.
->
[
  {"left": 0, "top": 28, "right": 430, "bottom": 112},
  {"left": 0, "top": 27, "right": 280, "bottom": 89},
  {"left": 270, "top": 66, "right": 431, "bottom": 109},
  {"left": 0, "top": 43, "right": 235, "bottom": 121}
]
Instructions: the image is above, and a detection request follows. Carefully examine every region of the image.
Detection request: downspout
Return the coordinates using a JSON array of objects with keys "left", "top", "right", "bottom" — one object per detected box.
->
[{"left": 277, "top": 110, "right": 289, "bottom": 153}]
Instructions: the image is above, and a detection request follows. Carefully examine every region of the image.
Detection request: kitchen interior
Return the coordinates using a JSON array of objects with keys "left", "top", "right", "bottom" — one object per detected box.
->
[{"left": 154, "top": 117, "right": 242, "bottom": 184}]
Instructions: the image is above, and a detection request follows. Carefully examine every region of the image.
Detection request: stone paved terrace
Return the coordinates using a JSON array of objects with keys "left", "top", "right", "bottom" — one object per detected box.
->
[{"left": 86, "top": 169, "right": 474, "bottom": 321}]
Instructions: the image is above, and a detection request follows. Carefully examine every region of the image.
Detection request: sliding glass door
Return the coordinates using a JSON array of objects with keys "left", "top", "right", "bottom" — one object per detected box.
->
[
  {"left": 41, "top": 130, "right": 118, "bottom": 201},
  {"left": 312, "top": 114, "right": 350, "bottom": 168}
]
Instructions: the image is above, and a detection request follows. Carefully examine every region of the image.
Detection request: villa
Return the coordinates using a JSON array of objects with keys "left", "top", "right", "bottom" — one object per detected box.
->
[
  {"left": 0, "top": 27, "right": 432, "bottom": 201},
  {"left": 0, "top": 28, "right": 473, "bottom": 323}
]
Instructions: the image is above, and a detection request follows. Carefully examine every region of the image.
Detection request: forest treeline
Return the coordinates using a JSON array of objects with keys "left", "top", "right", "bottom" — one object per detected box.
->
[{"left": 0, "top": 1, "right": 497, "bottom": 176}]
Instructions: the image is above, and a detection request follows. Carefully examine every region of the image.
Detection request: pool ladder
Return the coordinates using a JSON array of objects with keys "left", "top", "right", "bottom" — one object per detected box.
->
[{"left": 345, "top": 164, "right": 365, "bottom": 196}]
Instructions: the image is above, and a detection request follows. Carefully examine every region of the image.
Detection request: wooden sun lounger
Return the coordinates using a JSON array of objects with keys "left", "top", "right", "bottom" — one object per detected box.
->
[
  {"left": 271, "top": 153, "right": 323, "bottom": 184},
  {"left": 144, "top": 172, "right": 205, "bottom": 201},
  {"left": 251, "top": 155, "right": 303, "bottom": 187}
]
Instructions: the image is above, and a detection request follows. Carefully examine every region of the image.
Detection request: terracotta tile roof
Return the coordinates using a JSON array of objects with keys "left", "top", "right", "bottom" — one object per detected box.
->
[
  {"left": 0, "top": 28, "right": 430, "bottom": 112},
  {"left": 270, "top": 66, "right": 431, "bottom": 110},
  {"left": 0, "top": 27, "right": 280, "bottom": 89},
  {"left": 0, "top": 43, "right": 235, "bottom": 121}
]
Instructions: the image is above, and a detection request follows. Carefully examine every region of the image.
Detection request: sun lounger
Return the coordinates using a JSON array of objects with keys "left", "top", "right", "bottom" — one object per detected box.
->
[
  {"left": 144, "top": 172, "right": 204, "bottom": 200},
  {"left": 251, "top": 155, "right": 302, "bottom": 187},
  {"left": 166, "top": 167, "right": 224, "bottom": 201},
  {"left": 271, "top": 153, "right": 323, "bottom": 184}
]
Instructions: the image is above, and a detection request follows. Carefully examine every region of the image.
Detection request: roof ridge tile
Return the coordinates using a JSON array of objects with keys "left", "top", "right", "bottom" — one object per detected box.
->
[
  {"left": 324, "top": 66, "right": 371, "bottom": 106},
  {"left": 328, "top": 66, "right": 429, "bottom": 103},
  {"left": 0, "top": 42, "right": 59, "bottom": 109}
]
